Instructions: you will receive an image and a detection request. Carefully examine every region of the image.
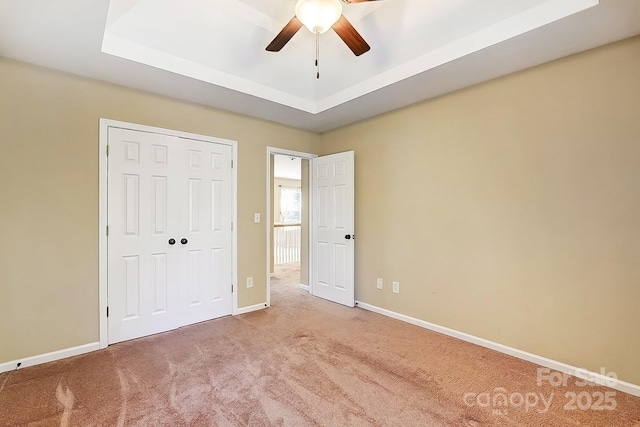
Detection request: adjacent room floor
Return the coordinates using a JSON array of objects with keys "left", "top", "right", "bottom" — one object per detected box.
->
[
  {"left": 1, "top": 277, "right": 639, "bottom": 426},
  {"left": 271, "top": 262, "right": 301, "bottom": 289}
]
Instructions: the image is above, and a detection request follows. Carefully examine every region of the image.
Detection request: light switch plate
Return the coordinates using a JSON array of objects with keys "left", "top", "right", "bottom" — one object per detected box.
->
[{"left": 254, "top": 213, "right": 260, "bottom": 223}]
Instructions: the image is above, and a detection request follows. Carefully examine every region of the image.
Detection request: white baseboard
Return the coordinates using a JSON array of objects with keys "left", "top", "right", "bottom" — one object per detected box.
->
[
  {"left": 298, "top": 284, "right": 309, "bottom": 291},
  {"left": 0, "top": 342, "right": 100, "bottom": 374},
  {"left": 355, "top": 301, "right": 640, "bottom": 398},
  {"left": 234, "top": 302, "right": 268, "bottom": 315}
]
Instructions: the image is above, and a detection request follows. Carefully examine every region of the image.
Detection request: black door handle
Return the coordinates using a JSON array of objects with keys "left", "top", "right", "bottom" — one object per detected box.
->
[
  {"left": 345, "top": 235, "right": 351, "bottom": 240},
  {"left": 181, "top": 238, "right": 188, "bottom": 245},
  {"left": 168, "top": 238, "right": 176, "bottom": 245}
]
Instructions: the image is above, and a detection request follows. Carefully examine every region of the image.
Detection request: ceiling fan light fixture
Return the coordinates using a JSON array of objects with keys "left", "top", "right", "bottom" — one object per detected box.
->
[{"left": 295, "top": 0, "right": 343, "bottom": 34}]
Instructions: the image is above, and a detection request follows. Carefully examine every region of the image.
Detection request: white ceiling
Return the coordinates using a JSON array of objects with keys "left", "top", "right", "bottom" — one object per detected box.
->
[
  {"left": 274, "top": 155, "right": 302, "bottom": 180},
  {"left": 1, "top": 0, "right": 639, "bottom": 132}
]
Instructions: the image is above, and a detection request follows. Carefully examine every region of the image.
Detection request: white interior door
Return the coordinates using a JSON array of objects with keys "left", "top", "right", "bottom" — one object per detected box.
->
[
  {"left": 107, "top": 127, "right": 233, "bottom": 344},
  {"left": 311, "top": 151, "right": 355, "bottom": 307},
  {"left": 177, "top": 138, "right": 233, "bottom": 327}
]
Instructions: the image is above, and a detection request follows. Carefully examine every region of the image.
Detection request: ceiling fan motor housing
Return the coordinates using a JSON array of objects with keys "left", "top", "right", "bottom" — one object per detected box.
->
[{"left": 295, "top": 0, "right": 343, "bottom": 34}]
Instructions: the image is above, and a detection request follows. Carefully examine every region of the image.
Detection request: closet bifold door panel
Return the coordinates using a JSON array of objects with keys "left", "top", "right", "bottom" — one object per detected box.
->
[{"left": 107, "top": 127, "right": 233, "bottom": 344}]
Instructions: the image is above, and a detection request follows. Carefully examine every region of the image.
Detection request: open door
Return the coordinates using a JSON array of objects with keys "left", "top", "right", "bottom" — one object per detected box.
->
[{"left": 311, "top": 151, "right": 355, "bottom": 307}]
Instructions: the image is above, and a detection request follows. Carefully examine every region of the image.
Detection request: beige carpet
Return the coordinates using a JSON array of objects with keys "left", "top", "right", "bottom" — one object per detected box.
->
[
  {"left": 271, "top": 262, "right": 301, "bottom": 287},
  {"left": 1, "top": 279, "right": 639, "bottom": 426}
]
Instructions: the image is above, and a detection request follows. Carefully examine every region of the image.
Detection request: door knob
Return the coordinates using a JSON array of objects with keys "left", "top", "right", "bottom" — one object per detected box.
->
[
  {"left": 345, "top": 234, "right": 352, "bottom": 240},
  {"left": 181, "top": 238, "right": 188, "bottom": 245},
  {"left": 168, "top": 238, "right": 176, "bottom": 245}
]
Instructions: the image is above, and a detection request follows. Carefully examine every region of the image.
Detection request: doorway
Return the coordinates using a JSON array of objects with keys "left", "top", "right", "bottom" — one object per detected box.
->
[
  {"left": 266, "top": 148, "right": 315, "bottom": 306},
  {"left": 266, "top": 148, "right": 356, "bottom": 308},
  {"left": 272, "top": 154, "right": 303, "bottom": 288}
]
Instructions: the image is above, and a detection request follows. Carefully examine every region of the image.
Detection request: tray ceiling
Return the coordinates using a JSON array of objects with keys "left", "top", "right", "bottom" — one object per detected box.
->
[
  {"left": 102, "top": 0, "right": 594, "bottom": 113},
  {"left": 1, "top": 0, "right": 640, "bottom": 131}
]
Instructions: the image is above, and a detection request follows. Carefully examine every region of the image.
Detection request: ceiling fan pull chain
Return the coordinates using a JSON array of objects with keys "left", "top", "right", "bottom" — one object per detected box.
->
[{"left": 316, "top": 32, "right": 320, "bottom": 79}]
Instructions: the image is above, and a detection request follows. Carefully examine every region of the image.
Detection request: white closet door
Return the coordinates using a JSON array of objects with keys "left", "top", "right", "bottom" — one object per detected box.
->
[
  {"left": 107, "top": 127, "right": 232, "bottom": 344},
  {"left": 176, "top": 139, "right": 233, "bottom": 327}
]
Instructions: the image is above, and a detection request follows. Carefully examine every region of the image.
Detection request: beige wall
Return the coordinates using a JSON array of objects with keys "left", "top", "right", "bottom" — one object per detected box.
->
[
  {"left": 269, "top": 156, "right": 275, "bottom": 275},
  {"left": 319, "top": 36, "right": 640, "bottom": 385},
  {"left": 300, "top": 160, "right": 310, "bottom": 286},
  {"left": 2, "top": 36, "right": 639, "bottom": 385},
  {"left": 0, "top": 58, "right": 319, "bottom": 363}
]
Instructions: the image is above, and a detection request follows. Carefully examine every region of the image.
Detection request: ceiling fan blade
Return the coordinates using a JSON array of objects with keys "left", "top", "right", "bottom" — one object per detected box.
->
[
  {"left": 266, "top": 17, "right": 303, "bottom": 52},
  {"left": 332, "top": 15, "right": 370, "bottom": 56}
]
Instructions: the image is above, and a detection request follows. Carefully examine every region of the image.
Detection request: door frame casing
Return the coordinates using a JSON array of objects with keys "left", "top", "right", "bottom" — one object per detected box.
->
[
  {"left": 99, "top": 119, "right": 238, "bottom": 349},
  {"left": 266, "top": 147, "right": 317, "bottom": 307}
]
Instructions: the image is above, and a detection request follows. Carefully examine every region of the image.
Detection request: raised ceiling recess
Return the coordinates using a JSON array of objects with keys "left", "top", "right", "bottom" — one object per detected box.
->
[
  {"left": 101, "top": 0, "right": 599, "bottom": 113},
  {"left": 2, "top": 0, "right": 640, "bottom": 131}
]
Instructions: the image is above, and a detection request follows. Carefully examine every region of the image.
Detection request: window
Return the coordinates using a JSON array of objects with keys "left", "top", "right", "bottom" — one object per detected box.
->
[{"left": 280, "top": 186, "right": 301, "bottom": 224}]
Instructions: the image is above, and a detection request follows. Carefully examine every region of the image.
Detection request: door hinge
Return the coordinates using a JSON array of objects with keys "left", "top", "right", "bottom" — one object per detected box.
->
[
  {"left": 231, "top": 284, "right": 234, "bottom": 293},
  {"left": 106, "top": 225, "right": 109, "bottom": 236},
  {"left": 231, "top": 222, "right": 233, "bottom": 231},
  {"left": 231, "top": 160, "right": 234, "bottom": 168},
  {"left": 106, "top": 306, "right": 109, "bottom": 317},
  {"left": 106, "top": 145, "right": 110, "bottom": 157}
]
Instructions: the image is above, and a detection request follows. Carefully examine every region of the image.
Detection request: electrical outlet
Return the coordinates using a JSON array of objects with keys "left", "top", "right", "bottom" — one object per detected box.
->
[
  {"left": 247, "top": 277, "right": 254, "bottom": 288},
  {"left": 254, "top": 213, "right": 261, "bottom": 223},
  {"left": 392, "top": 281, "right": 400, "bottom": 294},
  {"left": 376, "top": 278, "right": 383, "bottom": 290}
]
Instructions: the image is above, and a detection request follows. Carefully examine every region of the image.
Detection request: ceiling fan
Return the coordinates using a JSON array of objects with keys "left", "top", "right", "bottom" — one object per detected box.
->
[{"left": 266, "top": 0, "right": 381, "bottom": 57}]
